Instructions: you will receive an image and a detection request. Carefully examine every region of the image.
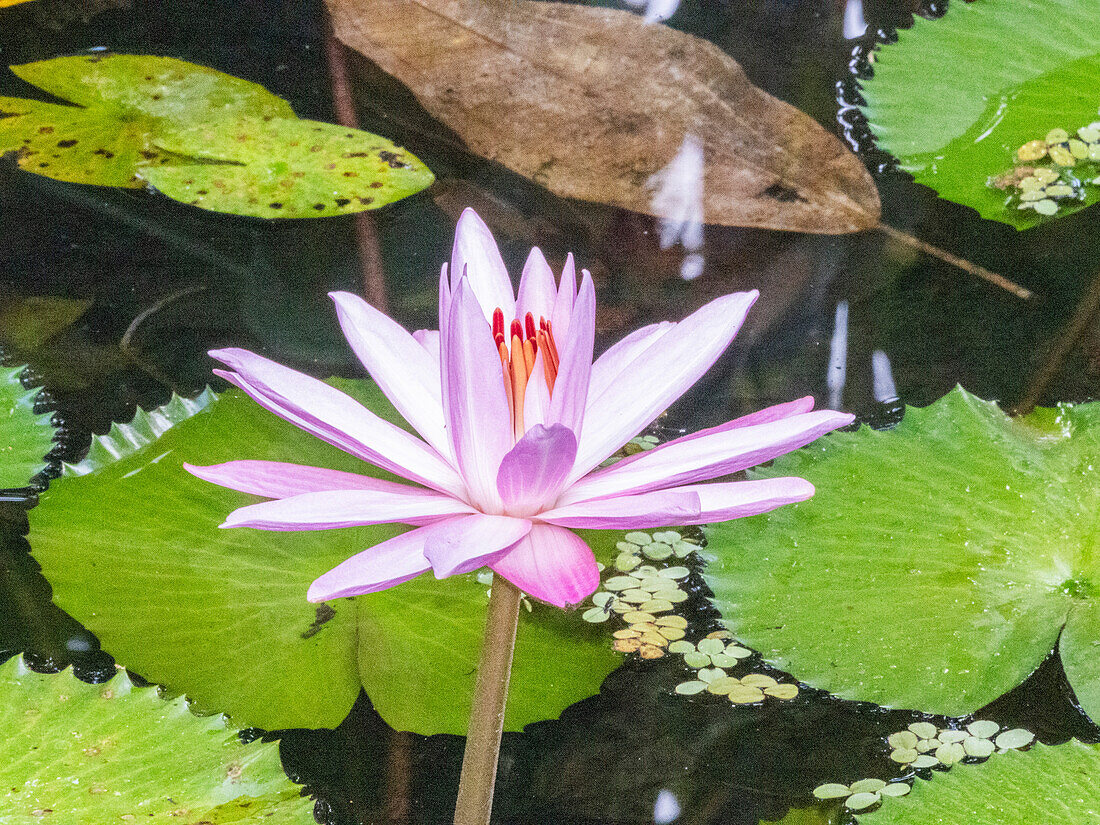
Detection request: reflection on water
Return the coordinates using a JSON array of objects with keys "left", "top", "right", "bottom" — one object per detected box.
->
[{"left": 2, "top": 0, "right": 1100, "bottom": 823}]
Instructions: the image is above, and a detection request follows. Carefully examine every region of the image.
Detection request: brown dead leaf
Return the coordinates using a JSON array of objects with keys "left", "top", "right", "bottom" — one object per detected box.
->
[{"left": 327, "top": 0, "right": 881, "bottom": 233}]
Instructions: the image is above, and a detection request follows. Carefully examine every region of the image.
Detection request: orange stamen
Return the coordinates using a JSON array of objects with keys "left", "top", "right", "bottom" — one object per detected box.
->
[{"left": 492, "top": 307, "right": 563, "bottom": 438}]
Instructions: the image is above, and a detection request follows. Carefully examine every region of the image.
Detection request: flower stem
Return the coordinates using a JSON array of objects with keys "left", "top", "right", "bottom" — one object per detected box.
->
[{"left": 453, "top": 575, "right": 522, "bottom": 825}]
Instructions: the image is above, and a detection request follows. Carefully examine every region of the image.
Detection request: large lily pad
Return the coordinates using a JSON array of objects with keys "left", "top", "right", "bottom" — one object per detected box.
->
[
  {"left": 29, "top": 381, "right": 620, "bottom": 734},
  {"left": 0, "top": 54, "right": 291, "bottom": 187},
  {"left": 703, "top": 387, "right": 1100, "bottom": 719},
  {"left": 859, "top": 0, "right": 1100, "bottom": 229},
  {"left": 0, "top": 655, "right": 314, "bottom": 823},
  {"left": 857, "top": 740, "right": 1100, "bottom": 825},
  {"left": 1, "top": 54, "right": 433, "bottom": 216},
  {"left": 142, "top": 116, "right": 435, "bottom": 218},
  {"left": 0, "top": 365, "right": 55, "bottom": 489}
]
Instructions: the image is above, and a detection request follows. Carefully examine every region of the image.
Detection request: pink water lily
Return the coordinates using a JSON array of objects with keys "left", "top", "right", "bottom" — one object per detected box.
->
[{"left": 185, "top": 209, "right": 852, "bottom": 608}]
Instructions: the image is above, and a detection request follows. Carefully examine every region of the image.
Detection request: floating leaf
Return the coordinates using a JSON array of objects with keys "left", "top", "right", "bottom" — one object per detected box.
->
[
  {"left": 859, "top": 0, "right": 1100, "bottom": 229},
  {"left": 1, "top": 54, "right": 432, "bottom": 216},
  {"left": 0, "top": 365, "right": 55, "bottom": 489},
  {"left": 29, "top": 381, "right": 619, "bottom": 734},
  {"left": 856, "top": 741, "right": 1100, "bottom": 825},
  {"left": 142, "top": 116, "right": 435, "bottom": 218},
  {"left": 327, "top": 0, "right": 880, "bottom": 233},
  {"left": 0, "top": 655, "right": 314, "bottom": 823},
  {"left": 0, "top": 0, "right": 37, "bottom": 7},
  {"left": 702, "top": 388, "right": 1100, "bottom": 719}
]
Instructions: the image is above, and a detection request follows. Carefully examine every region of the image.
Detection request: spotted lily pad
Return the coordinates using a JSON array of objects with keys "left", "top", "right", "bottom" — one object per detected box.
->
[
  {"left": 0, "top": 365, "right": 55, "bottom": 489},
  {"left": 28, "top": 380, "right": 619, "bottom": 734},
  {"left": 142, "top": 116, "right": 435, "bottom": 218},
  {"left": 856, "top": 741, "right": 1100, "bottom": 825},
  {"left": 1, "top": 54, "right": 432, "bottom": 216},
  {"left": 0, "top": 655, "right": 314, "bottom": 823},
  {"left": 703, "top": 387, "right": 1100, "bottom": 720},
  {"left": 0, "top": 54, "right": 292, "bottom": 187},
  {"left": 858, "top": 0, "right": 1100, "bottom": 229}
]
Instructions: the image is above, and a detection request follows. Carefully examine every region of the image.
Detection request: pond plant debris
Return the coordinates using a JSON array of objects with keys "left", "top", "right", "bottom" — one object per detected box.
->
[
  {"left": 990, "top": 119, "right": 1100, "bottom": 219},
  {"left": 184, "top": 208, "right": 851, "bottom": 824}
]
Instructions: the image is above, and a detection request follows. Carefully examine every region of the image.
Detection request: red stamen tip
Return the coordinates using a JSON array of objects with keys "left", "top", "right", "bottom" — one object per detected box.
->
[
  {"left": 525, "top": 312, "right": 537, "bottom": 341},
  {"left": 492, "top": 308, "right": 505, "bottom": 338},
  {"left": 510, "top": 319, "right": 523, "bottom": 339}
]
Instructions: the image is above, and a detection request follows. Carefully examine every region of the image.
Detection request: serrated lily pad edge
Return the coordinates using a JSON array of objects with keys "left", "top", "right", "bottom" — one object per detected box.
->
[{"left": 2, "top": 364, "right": 60, "bottom": 490}]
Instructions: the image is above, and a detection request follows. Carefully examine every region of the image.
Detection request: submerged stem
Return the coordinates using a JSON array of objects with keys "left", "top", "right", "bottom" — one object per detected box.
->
[
  {"left": 875, "top": 222, "right": 1033, "bottom": 300},
  {"left": 453, "top": 575, "right": 522, "bottom": 825}
]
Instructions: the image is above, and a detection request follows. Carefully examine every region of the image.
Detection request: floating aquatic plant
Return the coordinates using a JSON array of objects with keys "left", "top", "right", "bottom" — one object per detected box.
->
[
  {"left": 703, "top": 388, "right": 1100, "bottom": 722},
  {"left": 855, "top": 740, "right": 1100, "bottom": 825},
  {"left": 990, "top": 122, "right": 1100, "bottom": 218},
  {"left": 0, "top": 656, "right": 314, "bottom": 823},
  {"left": 858, "top": 0, "right": 1100, "bottom": 229},
  {"left": 0, "top": 364, "right": 56, "bottom": 489},
  {"left": 0, "top": 54, "right": 433, "bottom": 217}
]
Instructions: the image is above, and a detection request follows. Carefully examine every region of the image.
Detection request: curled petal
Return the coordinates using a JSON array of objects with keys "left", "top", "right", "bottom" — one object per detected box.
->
[
  {"left": 538, "top": 488, "right": 700, "bottom": 530},
  {"left": 308, "top": 527, "right": 432, "bottom": 601},
  {"left": 496, "top": 424, "right": 577, "bottom": 516},
  {"left": 220, "top": 488, "right": 475, "bottom": 530},
  {"left": 451, "top": 208, "right": 515, "bottom": 323},
  {"left": 423, "top": 514, "right": 532, "bottom": 577},
  {"left": 210, "top": 349, "right": 464, "bottom": 496},
  {"left": 546, "top": 272, "right": 595, "bottom": 437},
  {"left": 570, "top": 291, "right": 759, "bottom": 483},
  {"left": 550, "top": 254, "right": 577, "bottom": 340},
  {"left": 183, "top": 460, "right": 436, "bottom": 500},
  {"left": 673, "top": 477, "right": 815, "bottom": 524},
  {"left": 490, "top": 524, "right": 599, "bottom": 608},
  {"left": 561, "top": 408, "right": 852, "bottom": 503},
  {"left": 516, "top": 247, "right": 558, "bottom": 322},
  {"left": 443, "top": 280, "right": 513, "bottom": 511}
]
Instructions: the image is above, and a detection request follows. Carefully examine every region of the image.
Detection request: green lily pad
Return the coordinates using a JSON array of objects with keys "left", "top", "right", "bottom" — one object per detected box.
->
[
  {"left": 0, "top": 655, "right": 314, "bottom": 823},
  {"left": 29, "top": 380, "right": 619, "bottom": 734},
  {"left": 11, "top": 54, "right": 295, "bottom": 122},
  {"left": 0, "top": 365, "right": 55, "bottom": 489},
  {"left": 856, "top": 740, "right": 1100, "bottom": 825},
  {"left": 703, "top": 387, "right": 1100, "bottom": 719},
  {"left": 859, "top": 0, "right": 1100, "bottom": 229},
  {"left": 1, "top": 54, "right": 433, "bottom": 216},
  {"left": 142, "top": 116, "right": 435, "bottom": 218},
  {"left": 1, "top": 54, "right": 292, "bottom": 188}
]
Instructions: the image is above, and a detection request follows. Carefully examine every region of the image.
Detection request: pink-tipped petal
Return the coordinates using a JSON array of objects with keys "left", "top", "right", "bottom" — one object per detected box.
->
[
  {"left": 587, "top": 321, "right": 674, "bottom": 402},
  {"left": 221, "top": 488, "right": 475, "bottom": 530},
  {"left": 496, "top": 424, "right": 577, "bottom": 516},
  {"left": 560, "top": 408, "right": 852, "bottom": 503},
  {"left": 451, "top": 208, "right": 515, "bottom": 323},
  {"left": 539, "top": 488, "right": 700, "bottom": 529},
  {"left": 522, "top": 350, "right": 551, "bottom": 430},
  {"left": 442, "top": 280, "right": 513, "bottom": 511},
  {"left": 490, "top": 524, "right": 599, "bottom": 607},
  {"left": 183, "top": 460, "right": 437, "bottom": 500},
  {"left": 722, "top": 395, "right": 816, "bottom": 426},
  {"left": 423, "top": 514, "right": 532, "bottom": 577},
  {"left": 329, "top": 292, "right": 449, "bottom": 459},
  {"left": 210, "top": 350, "right": 465, "bottom": 496},
  {"left": 551, "top": 255, "right": 577, "bottom": 340},
  {"left": 674, "top": 477, "right": 816, "bottom": 524},
  {"left": 516, "top": 247, "right": 558, "bottom": 322},
  {"left": 308, "top": 527, "right": 432, "bottom": 601},
  {"left": 413, "top": 329, "right": 441, "bottom": 363},
  {"left": 570, "top": 291, "right": 759, "bottom": 483},
  {"left": 546, "top": 272, "right": 595, "bottom": 437}
]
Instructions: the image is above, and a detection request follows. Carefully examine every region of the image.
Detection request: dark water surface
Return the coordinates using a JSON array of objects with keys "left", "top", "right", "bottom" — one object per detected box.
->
[{"left": 2, "top": 0, "right": 1100, "bottom": 822}]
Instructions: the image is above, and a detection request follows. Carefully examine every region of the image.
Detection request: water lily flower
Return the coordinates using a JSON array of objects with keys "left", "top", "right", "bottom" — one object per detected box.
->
[{"left": 185, "top": 209, "right": 852, "bottom": 608}]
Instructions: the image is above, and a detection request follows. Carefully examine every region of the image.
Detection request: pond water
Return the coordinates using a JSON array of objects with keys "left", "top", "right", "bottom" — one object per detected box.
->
[{"left": 2, "top": 0, "right": 1100, "bottom": 823}]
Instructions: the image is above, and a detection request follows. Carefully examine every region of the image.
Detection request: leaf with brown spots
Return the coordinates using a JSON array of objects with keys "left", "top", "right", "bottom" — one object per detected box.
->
[
  {"left": 326, "top": 0, "right": 881, "bottom": 233},
  {"left": 11, "top": 53, "right": 295, "bottom": 123},
  {"left": 141, "top": 115, "right": 434, "bottom": 218},
  {"left": 0, "top": 96, "right": 163, "bottom": 187}
]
